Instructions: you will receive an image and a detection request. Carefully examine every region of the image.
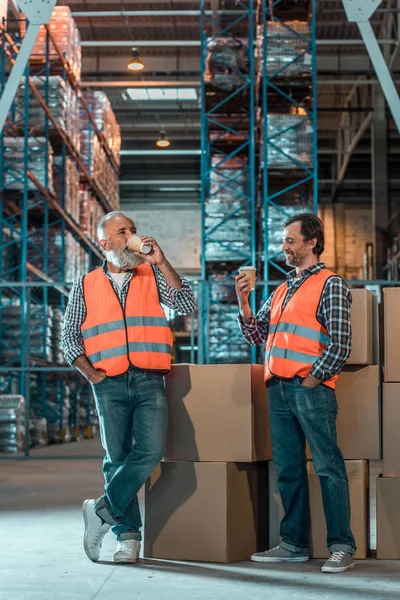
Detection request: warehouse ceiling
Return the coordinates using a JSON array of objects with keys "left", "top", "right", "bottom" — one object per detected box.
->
[{"left": 61, "top": 0, "right": 400, "bottom": 207}]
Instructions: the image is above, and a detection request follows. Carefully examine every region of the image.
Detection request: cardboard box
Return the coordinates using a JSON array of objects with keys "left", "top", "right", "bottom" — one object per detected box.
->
[
  {"left": 165, "top": 364, "right": 270, "bottom": 462},
  {"left": 376, "top": 477, "right": 400, "bottom": 558},
  {"left": 144, "top": 461, "right": 268, "bottom": 563},
  {"left": 384, "top": 288, "right": 400, "bottom": 382},
  {"left": 269, "top": 460, "right": 368, "bottom": 559},
  {"left": 382, "top": 383, "right": 400, "bottom": 477},
  {"left": 348, "top": 288, "right": 378, "bottom": 365},
  {"left": 305, "top": 366, "right": 381, "bottom": 460}
]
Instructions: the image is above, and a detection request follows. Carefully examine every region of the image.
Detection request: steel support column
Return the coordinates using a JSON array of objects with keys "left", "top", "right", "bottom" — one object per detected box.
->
[{"left": 372, "top": 89, "right": 390, "bottom": 279}]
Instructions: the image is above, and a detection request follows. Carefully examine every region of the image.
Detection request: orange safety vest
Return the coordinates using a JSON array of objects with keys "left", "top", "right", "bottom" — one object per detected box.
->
[
  {"left": 264, "top": 269, "right": 340, "bottom": 389},
  {"left": 81, "top": 265, "right": 173, "bottom": 376}
]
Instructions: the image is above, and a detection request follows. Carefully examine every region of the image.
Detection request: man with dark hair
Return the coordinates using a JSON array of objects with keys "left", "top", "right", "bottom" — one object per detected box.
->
[{"left": 236, "top": 212, "right": 356, "bottom": 574}]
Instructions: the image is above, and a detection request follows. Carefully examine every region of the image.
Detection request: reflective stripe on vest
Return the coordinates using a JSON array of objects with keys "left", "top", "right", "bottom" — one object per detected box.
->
[
  {"left": 87, "top": 342, "right": 173, "bottom": 365},
  {"left": 267, "top": 346, "right": 320, "bottom": 365},
  {"left": 82, "top": 316, "right": 170, "bottom": 341},
  {"left": 264, "top": 268, "right": 340, "bottom": 389},
  {"left": 269, "top": 322, "right": 330, "bottom": 345},
  {"left": 81, "top": 265, "right": 172, "bottom": 375}
]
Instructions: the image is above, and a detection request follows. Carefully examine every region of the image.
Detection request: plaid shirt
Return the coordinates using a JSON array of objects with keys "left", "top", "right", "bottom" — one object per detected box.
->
[
  {"left": 238, "top": 263, "right": 352, "bottom": 381},
  {"left": 62, "top": 260, "right": 196, "bottom": 365}
]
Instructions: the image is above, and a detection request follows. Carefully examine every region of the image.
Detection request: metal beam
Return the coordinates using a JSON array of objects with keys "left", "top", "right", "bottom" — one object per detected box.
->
[
  {"left": 0, "top": 0, "right": 57, "bottom": 133},
  {"left": 337, "top": 113, "right": 373, "bottom": 184},
  {"left": 120, "top": 179, "right": 200, "bottom": 185},
  {"left": 342, "top": 0, "right": 400, "bottom": 132},
  {"left": 81, "top": 78, "right": 400, "bottom": 88},
  {"left": 81, "top": 80, "right": 199, "bottom": 87},
  {"left": 372, "top": 89, "right": 390, "bottom": 278},
  {"left": 120, "top": 149, "right": 202, "bottom": 156},
  {"left": 80, "top": 39, "right": 396, "bottom": 48},
  {"left": 72, "top": 10, "right": 245, "bottom": 17}
]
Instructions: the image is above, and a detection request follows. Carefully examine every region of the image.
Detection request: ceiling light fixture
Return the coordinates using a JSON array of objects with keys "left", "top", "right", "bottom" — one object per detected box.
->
[
  {"left": 156, "top": 130, "right": 171, "bottom": 148},
  {"left": 127, "top": 47, "right": 144, "bottom": 71}
]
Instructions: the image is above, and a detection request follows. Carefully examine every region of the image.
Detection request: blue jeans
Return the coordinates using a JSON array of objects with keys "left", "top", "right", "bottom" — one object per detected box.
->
[
  {"left": 91, "top": 366, "right": 167, "bottom": 541},
  {"left": 268, "top": 377, "right": 356, "bottom": 555}
]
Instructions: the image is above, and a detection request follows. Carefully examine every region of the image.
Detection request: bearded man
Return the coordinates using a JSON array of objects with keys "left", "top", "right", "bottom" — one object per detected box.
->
[{"left": 62, "top": 211, "right": 196, "bottom": 564}]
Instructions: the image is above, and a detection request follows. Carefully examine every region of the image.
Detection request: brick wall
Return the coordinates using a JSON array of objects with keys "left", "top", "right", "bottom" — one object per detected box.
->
[
  {"left": 320, "top": 204, "right": 372, "bottom": 279},
  {"left": 124, "top": 207, "right": 201, "bottom": 273}
]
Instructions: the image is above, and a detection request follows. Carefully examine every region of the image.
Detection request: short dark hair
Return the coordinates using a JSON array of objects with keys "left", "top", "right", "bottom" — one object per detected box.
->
[{"left": 283, "top": 213, "right": 324, "bottom": 256}]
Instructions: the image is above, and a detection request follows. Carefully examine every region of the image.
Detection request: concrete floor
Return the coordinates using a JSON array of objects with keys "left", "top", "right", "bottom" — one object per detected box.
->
[{"left": 0, "top": 443, "right": 399, "bottom": 600}]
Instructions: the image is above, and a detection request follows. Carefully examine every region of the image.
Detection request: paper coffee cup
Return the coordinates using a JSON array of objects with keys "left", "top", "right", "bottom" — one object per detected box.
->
[
  {"left": 238, "top": 266, "right": 256, "bottom": 291},
  {"left": 127, "top": 234, "right": 153, "bottom": 255}
]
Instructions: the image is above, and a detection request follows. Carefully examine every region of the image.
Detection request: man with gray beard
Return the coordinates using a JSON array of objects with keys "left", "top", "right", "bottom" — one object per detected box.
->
[{"left": 62, "top": 211, "right": 196, "bottom": 564}]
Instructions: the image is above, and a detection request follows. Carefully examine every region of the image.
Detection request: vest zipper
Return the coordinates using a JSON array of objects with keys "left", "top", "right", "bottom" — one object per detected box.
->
[
  {"left": 267, "top": 275, "right": 313, "bottom": 379},
  {"left": 108, "top": 276, "right": 132, "bottom": 367}
]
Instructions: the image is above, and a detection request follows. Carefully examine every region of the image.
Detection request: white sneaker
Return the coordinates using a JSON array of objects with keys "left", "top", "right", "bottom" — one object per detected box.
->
[
  {"left": 83, "top": 499, "right": 111, "bottom": 562},
  {"left": 114, "top": 539, "right": 141, "bottom": 564}
]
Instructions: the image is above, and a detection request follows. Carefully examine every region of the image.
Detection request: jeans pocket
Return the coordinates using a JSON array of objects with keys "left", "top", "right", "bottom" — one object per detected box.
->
[
  {"left": 295, "top": 378, "right": 320, "bottom": 392},
  {"left": 92, "top": 376, "right": 108, "bottom": 387}
]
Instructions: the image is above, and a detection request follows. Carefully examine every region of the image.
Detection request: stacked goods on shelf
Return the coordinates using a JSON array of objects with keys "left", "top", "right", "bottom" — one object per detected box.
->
[
  {"left": 20, "top": 5, "right": 82, "bottom": 81},
  {"left": 52, "top": 308, "right": 64, "bottom": 365},
  {"left": 80, "top": 91, "right": 121, "bottom": 210},
  {"left": 13, "top": 77, "right": 81, "bottom": 152},
  {"left": 260, "top": 113, "right": 313, "bottom": 169},
  {"left": 65, "top": 232, "right": 90, "bottom": 281},
  {"left": 0, "top": 395, "right": 24, "bottom": 454},
  {"left": 29, "top": 417, "right": 48, "bottom": 448},
  {"left": 26, "top": 229, "right": 89, "bottom": 282},
  {"left": 1, "top": 231, "right": 18, "bottom": 281},
  {"left": 209, "top": 274, "right": 250, "bottom": 363},
  {"left": 79, "top": 186, "right": 106, "bottom": 242},
  {"left": 264, "top": 203, "right": 307, "bottom": 258},
  {"left": 75, "top": 383, "right": 99, "bottom": 438},
  {"left": 256, "top": 21, "right": 311, "bottom": 78},
  {"left": 206, "top": 155, "right": 250, "bottom": 261},
  {"left": 205, "top": 37, "right": 249, "bottom": 90},
  {"left": 53, "top": 155, "right": 80, "bottom": 222},
  {"left": 3, "top": 137, "right": 54, "bottom": 193},
  {"left": 30, "top": 376, "right": 71, "bottom": 444},
  {"left": 0, "top": 304, "right": 53, "bottom": 363},
  {"left": 83, "top": 91, "right": 121, "bottom": 165}
]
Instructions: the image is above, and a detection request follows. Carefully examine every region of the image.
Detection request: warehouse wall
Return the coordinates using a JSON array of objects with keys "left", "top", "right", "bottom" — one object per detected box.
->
[
  {"left": 125, "top": 207, "right": 202, "bottom": 273},
  {"left": 124, "top": 205, "right": 372, "bottom": 278},
  {"left": 320, "top": 204, "right": 372, "bottom": 279}
]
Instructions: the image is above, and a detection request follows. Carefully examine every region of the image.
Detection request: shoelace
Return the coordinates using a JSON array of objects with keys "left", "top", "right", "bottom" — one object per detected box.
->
[
  {"left": 117, "top": 541, "right": 138, "bottom": 552},
  {"left": 329, "top": 551, "right": 346, "bottom": 564},
  {"left": 117, "top": 541, "right": 131, "bottom": 552},
  {"left": 90, "top": 524, "right": 106, "bottom": 548}
]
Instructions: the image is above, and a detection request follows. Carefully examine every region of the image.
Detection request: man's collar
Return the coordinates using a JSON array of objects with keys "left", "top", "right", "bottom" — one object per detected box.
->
[
  {"left": 286, "top": 262, "right": 326, "bottom": 280},
  {"left": 102, "top": 259, "right": 133, "bottom": 276}
]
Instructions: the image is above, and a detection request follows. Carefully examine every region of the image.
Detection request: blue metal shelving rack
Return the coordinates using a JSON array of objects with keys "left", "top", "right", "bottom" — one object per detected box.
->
[
  {"left": 0, "top": 20, "right": 117, "bottom": 455},
  {"left": 200, "top": 0, "right": 257, "bottom": 364},
  {"left": 259, "top": 0, "right": 318, "bottom": 298}
]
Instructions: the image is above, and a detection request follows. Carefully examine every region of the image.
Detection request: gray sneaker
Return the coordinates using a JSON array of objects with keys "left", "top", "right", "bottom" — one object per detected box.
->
[
  {"left": 251, "top": 545, "right": 309, "bottom": 563},
  {"left": 321, "top": 551, "right": 355, "bottom": 573}
]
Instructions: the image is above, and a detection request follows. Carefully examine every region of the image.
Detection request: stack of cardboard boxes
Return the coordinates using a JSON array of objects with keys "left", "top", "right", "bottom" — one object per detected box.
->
[
  {"left": 377, "top": 289, "right": 400, "bottom": 558},
  {"left": 144, "top": 289, "right": 379, "bottom": 563},
  {"left": 144, "top": 364, "right": 270, "bottom": 563}
]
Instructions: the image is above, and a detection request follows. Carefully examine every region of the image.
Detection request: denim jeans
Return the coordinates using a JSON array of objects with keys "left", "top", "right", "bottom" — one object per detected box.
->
[
  {"left": 91, "top": 366, "right": 168, "bottom": 541},
  {"left": 268, "top": 377, "right": 356, "bottom": 555}
]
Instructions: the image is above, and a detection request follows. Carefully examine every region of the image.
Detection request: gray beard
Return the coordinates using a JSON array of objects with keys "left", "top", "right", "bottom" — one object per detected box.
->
[{"left": 105, "top": 246, "right": 145, "bottom": 270}]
